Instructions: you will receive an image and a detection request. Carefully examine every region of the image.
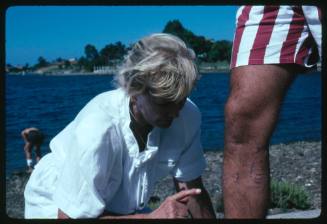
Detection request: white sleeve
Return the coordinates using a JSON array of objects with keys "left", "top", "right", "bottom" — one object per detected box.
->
[
  {"left": 52, "top": 108, "right": 122, "bottom": 218},
  {"left": 171, "top": 101, "right": 206, "bottom": 182}
]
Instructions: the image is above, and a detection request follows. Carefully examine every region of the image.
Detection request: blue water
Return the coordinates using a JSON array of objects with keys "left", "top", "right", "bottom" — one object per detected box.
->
[{"left": 5, "top": 72, "right": 321, "bottom": 174}]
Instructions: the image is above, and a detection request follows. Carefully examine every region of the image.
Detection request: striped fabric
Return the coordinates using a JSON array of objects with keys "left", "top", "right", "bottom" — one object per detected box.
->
[{"left": 230, "top": 5, "right": 321, "bottom": 69}]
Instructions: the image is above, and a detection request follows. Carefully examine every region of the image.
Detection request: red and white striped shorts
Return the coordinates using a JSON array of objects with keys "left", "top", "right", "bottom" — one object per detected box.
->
[{"left": 230, "top": 6, "right": 321, "bottom": 69}]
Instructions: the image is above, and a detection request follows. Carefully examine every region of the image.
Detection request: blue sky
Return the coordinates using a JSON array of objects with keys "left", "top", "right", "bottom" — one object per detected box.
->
[{"left": 6, "top": 6, "right": 238, "bottom": 66}]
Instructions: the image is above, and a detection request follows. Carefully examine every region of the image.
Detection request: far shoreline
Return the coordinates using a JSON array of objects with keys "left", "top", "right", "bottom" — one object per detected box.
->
[
  {"left": 6, "top": 66, "right": 321, "bottom": 76},
  {"left": 5, "top": 69, "right": 231, "bottom": 76}
]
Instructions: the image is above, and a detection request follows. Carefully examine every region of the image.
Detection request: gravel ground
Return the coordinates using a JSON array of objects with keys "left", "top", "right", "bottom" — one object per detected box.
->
[
  {"left": 6, "top": 141, "right": 321, "bottom": 218},
  {"left": 150, "top": 141, "right": 321, "bottom": 217}
]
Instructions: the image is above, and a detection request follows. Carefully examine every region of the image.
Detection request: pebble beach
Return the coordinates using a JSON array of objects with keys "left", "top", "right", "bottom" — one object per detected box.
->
[{"left": 6, "top": 141, "right": 321, "bottom": 218}]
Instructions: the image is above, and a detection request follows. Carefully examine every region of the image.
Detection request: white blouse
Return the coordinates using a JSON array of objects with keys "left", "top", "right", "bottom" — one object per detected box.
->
[{"left": 24, "top": 88, "right": 206, "bottom": 218}]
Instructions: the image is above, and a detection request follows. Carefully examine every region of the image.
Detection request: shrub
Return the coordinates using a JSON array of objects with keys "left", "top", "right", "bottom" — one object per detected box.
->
[
  {"left": 148, "top": 179, "right": 311, "bottom": 213},
  {"left": 215, "top": 179, "right": 311, "bottom": 213},
  {"left": 270, "top": 179, "right": 311, "bottom": 210},
  {"left": 147, "top": 196, "right": 161, "bottom": 210}
]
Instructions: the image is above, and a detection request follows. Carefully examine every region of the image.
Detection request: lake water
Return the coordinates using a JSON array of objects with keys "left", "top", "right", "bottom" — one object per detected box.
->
[{"left": 5, "top": 72, "right": 321, "bottom": 174}]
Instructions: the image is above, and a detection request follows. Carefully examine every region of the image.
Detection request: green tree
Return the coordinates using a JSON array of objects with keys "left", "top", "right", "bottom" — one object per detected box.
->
[
  {"left": 99, "top": 41, "right": 127, "bottom": 65},
  {"left": 163, "top": 20, "right": 187, "bottom": 37},
  {"left": 23, "top": 63, "right": 29, "bottom": 71},
  {"left": 163, "top": 20, "right": 194, "bottom": 47},
  {"left": 188, "top": 36, "right": 213, "bottom": 61},
  {"left": 35, "top": 56, "right": 49, "bottom": 69},
  {"left": 56, "top": 57, "right": 63, "bottom": 63},
  {"left": 163, "top": 20, "right": 213, "bottom": 61},
  {"left": 78, "top": 56, "right": 93, "bottom": 72},
  {"left": 64, "top": 60, "right": 71, "bottom": 69},
  {"left": 207, "top": 40, "right": 232, "bottom": 62},
  {"left": 84, "top": 44, "right": 99, "bottom": 61},
  {"left": 80, "top": 44, "right": 101, "bottom": 71}
]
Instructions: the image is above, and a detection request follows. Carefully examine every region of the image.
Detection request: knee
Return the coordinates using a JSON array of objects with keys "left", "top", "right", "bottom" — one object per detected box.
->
[
  {"left": 224, "top": 97, "right": 257, "bottom": 143},
  {"left": 225, "top": 96, "right": 258, "bottom": 124},
  {"left": 224, "top": 93, "right": 279, "bottom": 145}
]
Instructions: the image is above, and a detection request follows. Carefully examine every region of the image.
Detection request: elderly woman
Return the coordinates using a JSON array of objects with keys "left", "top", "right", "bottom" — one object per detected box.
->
[{"left": 24, "top": 33, "right": 216, "bottom": 219}]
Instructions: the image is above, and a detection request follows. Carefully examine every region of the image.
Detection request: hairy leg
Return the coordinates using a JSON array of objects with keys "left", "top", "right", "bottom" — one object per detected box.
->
[{"left": 223, "top": 64, "right": 298, "bottom": 218}]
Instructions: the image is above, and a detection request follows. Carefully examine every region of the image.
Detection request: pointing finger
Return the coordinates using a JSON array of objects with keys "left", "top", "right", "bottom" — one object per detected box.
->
[{"left": 171, "top": 188, "right": 201, "bottom": 202}]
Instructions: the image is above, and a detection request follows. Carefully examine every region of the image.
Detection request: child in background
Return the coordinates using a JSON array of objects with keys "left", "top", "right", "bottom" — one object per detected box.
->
[{"left": 21, "top": 127, "right": 45, "bottom": 173}]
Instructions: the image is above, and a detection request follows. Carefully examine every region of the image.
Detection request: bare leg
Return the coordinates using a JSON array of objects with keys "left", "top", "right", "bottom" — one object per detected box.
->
[
  {"left": 223, "top": 64, "right": 298, "bottom": 218},
  {"left": 24, "top": 143, "right": 32, "bottom": 160},
  {"left": 35, "top": 145, "right": 42, "bottom": 163},
  {"left": 24, "top": 143, "right": 33, "bottom": 172}
]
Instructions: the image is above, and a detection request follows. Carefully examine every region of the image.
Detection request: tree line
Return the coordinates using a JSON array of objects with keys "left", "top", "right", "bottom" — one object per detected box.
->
[{"left": 8, "top": 20, "right": 232, "bottom": 72}]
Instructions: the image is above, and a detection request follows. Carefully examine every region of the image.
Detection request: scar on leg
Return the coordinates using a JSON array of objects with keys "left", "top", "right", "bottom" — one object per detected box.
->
[{"left": 232, "top": 172, "right": 240, "bottom": 183}]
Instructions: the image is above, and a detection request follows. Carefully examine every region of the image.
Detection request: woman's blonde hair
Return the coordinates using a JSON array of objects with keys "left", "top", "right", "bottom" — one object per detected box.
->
[{"left": 115, "top": 33, "right": 199, "bottom": 102}]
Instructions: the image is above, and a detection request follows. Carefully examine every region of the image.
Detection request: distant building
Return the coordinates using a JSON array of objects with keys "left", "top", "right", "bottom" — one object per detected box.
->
[
  {"left": 93, "top": 66, "right": 116, "bottom": 75},
  {"left": 35, "top": 65, "right": 60, "bottom": 74},
  {"left": 68, "top": 58, "right": 78, "bottom": 65}
]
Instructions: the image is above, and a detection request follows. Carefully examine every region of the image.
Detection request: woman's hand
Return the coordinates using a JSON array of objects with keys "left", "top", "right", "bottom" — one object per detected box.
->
[{"left": 146, "top": 188, "right": 201, "bottom": 219}]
